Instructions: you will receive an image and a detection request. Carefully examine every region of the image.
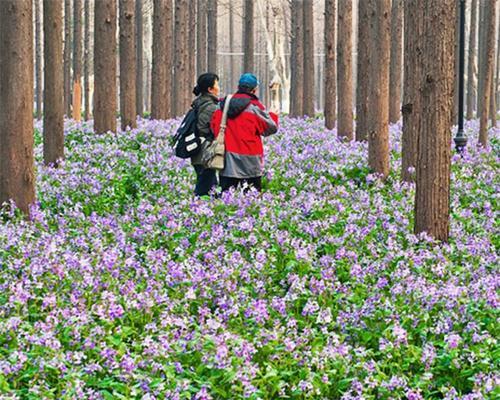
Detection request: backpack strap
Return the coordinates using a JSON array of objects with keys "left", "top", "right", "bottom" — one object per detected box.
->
[{"left": 216, "top": 95, "right": 233, "bottom": 145}]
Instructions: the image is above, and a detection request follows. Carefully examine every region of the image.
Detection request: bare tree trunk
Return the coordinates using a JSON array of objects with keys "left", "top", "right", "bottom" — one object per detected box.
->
[
  {"left": 35, "top": 0, "right": 43, "bottom": 120},
  {"left": 290, "top": 0, "right": 304, "bottom": 117},
  {"left": 478, "top": 0, "right": 496, "bottom": 147},
  {"left": 0, "top": 0, "right": 36, "bottom": 216},
  {"left": 173, "top": 0, "right": 189, "bottom": 116},
  {"left": 452, "top": 2, "right": 460, "bottom": 126},
  {"left": 401, "top": 1, "right": 423, "bottom": 183},
  {"left": 302, "top": 0, "right": 315, "bottom": 117},
  {"left": 337, "top": 0, "right": 353, "bottom": 140},
  {"left": 43, "top": 0, "right": 65, "bottom": 166},
  {"left": 136, "top": 0, "right": 143, "bottom": 117},
  {"left": 196, "top": 0, "right": 207, "bottom": 76},
  {"left": 477, "top": 1, "right": 486, "bottom": 118},
  {"left": 356, "top": 0, "right": 369, "bottom": 141},
  {"left": 243, "top": 0, "right": 254, "bottom": 73},
  {"left": 72, "top": 0, "right": 82, "bottom": 121},
  {"left": 84, "top": 0, "right": 90, "bottom": 120},
  {"left": 389, "top": 0, "right": 403, "bottom": 123},
  {"left": 94, "top": 0, "right": 117, "bottom": 133},
  {"left": 64, "top": 0, "right": 72, "bottom": 116},
  {"left": 119, "top": 0, "right": 137, "bottom": 130},
  {"left": 324, "top": 0, "right": 336, "bottom": 129},
  {"left": 188, "top": 0, "right": 196, "bottom": 87},
  {"left": 466, "top": 0, "right": 477, "bottom": 120},
  {"left": 367, "top": 0, "right": 391, "bottom": 179},
  {"left": 207, "top": 0, "right": 217, "bottom": 73},
  {"left": 151, "top": 0, "right": 172, "bottom": 119},
  {"left": 496, "top": 19, "right": 500, "bottom": 114},
  {"left": 415, "top": 0, "right": 456, "bottom": 242},
  {"left": 229, "top": 2, "right": 235, "bottom": 87}
]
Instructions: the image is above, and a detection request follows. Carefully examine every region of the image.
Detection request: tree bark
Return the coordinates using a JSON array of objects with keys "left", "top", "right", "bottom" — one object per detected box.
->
[
  {"left": 478, "top": 0, "right": 496, "bottom": 147},
  {"left": 302, "top": 0, "right": 315, "bottom": 117},
  {"left": 64, "top": 0, "right": 72, "bottom": 116},
  {"left": 35, "top": 0, "right": 43, "bottom": 120},
  {"left": 401, "top": 1, "right": 423, "bottom": 183},
  {"left": 367, "top": 0, "right": 391, "bottom": 179},
  {"left": 466, "top": 0, "right": 477, "bottom": 120},
  {"left": 290, "top": 0, "right": 304, "bottom": 117},
  {"left": 356, "top": 0, "right": 369, "bottom": 141},
  {"left": 324, "top": 0, "right": 336, "bottom": 129},
  {"left": 119, "top": 0, "right": 137, "bottom": 130},
  {"left": 477, "top": 1, "right": 486, "bottom": 118},
  {"left": 207, "top": 0, "right": 217, "bottom": 73},
  {"left": 43, "top": 0, "right": 65, "bottom": 167},
  {"left": 452, "top": 2, "right": 460, "bottom": 126},
  {"left": 173, "top": 0, "right": 189, "bottom": 116},
  {"left": 0, "top": 0, "right": 36, "bottom": 216},
  {"left": 229, "top": 1, "right": 235, "bottom": 87},
  {"left": 414, "top": 0, "right": 456, "bottom": 242},
  {"left": 72, "top": 0, "right": 82, "bottom": 121},
  {"left": 94, "top": 0, "right": 117, "bottom": 134},
  {"left": 136, "top": 0, "right": 143, "bottom": 117},
  {"left": 389, "top": 0, "right": 403, "bottom": 123},
  {"left": 84, "top": 0, "right": 90, "bottom": 120},
  {"left": 337, "top": 0, "right": 353, "bottom": 140},
  {"left": 243, "top": 0, "right": 254, "bottom": 73},
  {"left": 196, "top": 0, "right": 207, "bottom": 76},
  {"left": 151, "top": 0, "right": 173, "bottom": 119},
  {"left": 188, "top": 0, "right": 196, "bottom": 88}
]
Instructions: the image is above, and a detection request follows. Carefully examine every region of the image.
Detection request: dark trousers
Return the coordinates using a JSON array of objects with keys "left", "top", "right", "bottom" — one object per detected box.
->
[
  {"left": 220, "top": 176, "right": 262, "bottom": 193},
  {"left": 193, "top": 165, "right": 218, "bottom": 196}
]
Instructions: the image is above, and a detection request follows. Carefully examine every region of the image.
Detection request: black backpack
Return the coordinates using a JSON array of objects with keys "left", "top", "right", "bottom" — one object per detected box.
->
[{"left": 172, "top": 106, "right": 202, "bottom": 159}]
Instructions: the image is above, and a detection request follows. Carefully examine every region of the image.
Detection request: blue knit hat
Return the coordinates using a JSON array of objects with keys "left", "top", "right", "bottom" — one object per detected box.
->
[{"left": 238, "top": 73, "right": 259, "bottom": 89}]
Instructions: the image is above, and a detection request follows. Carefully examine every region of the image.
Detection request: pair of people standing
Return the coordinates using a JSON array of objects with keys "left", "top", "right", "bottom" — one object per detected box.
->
[{"left": 191, "top": 73, "right": 279, "bottom": 196}]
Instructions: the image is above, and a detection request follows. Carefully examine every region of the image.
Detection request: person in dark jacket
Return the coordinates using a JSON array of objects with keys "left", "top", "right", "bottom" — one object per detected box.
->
[
  {"left": 191, "top": 73, "right": 220, "bottom": 196},
  {"left": 210, "top": 73, "right": 279, "bottom": 192}
]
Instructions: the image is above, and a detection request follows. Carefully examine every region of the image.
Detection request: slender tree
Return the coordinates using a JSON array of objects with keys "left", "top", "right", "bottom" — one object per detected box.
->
[
  {"left": 64, "top": 0, "right": 72, "bottom": 116},
  {"left": 477, "top": 1, "right": 486, "bottom": 117},
  {"left": 389, "top": 0, "right": 403, "bottom": 123},
  {"left": 119, "top": 0, "right": 137, "bottom": 130},
  {"left": 43, "top": 0, "right": 65, "bottom": 166},
  {"left": 356, "top": 0, "right": 369, "bottom": 141},
  {"left": 414, "top": 0, "right": 456, "bottom": 242},
  {"left": 136, "top": 0, "right": 144, "bottom": 117},
  {"left": 72, "top": 0, "right": 83, "bottom": 121},
  {"left": 324, "top": 0, "right": 336, "bottom": 129},
  {"left": 367, "top": 0, "right": 391, "bottom": 178},
  {"left": 84, "top": 0, "right": 90, "bottom": 120},
  {"left": 290, "top": 1, "right": 304, "bottom": 117},
  {"left": 94, "top": 0, "right": 117, "bottom": 134},
  {"left": 337, "top": 0, "right": 353, "bottom": 140},
  {"left": 401, "top": 2, "right": 423, "bottom": 183},
  {"left": 151, "top": 0, "right": 173, "bottom": 119},
  {"left": 229, "top": 2, "right": 235, "bottom": 86},
  {"left": 173, "top": 0, "right": 189, "bottom": 116},
  {"left": 466, "top": 0, "right": 477, "bottom": 119},
  {"left": 35, "top": 0, "right": 43, "bottom": 120},
  {"left": 207, "top": 0, "right": 217, "bottom": 72},
  {"left": 196, "top": 0, "right": 207, "bottom": 75},
  {"left": 478, "top": 0, "right": 496, "bottom": 147},
  {"left": 0, "top": 0, "right": 36, "bottom": 216},
  {"left": 188, "top": 0, "right": 196, "bottom": 86},
  {"left": 302, "top": 0, "right": 315, "bottom": 117},
  {"left": 243, "top": 0, "right": 254, "bottom": 73}
]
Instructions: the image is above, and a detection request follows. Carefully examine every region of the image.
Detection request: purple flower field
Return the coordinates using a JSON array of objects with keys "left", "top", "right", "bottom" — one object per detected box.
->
[{"left": 0, "top": 117, "right": 498, "bottom": 399}]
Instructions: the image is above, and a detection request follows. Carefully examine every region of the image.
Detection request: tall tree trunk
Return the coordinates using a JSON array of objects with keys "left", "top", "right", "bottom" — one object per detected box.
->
[
  {"left": 151, "top": 0, "right": 172, "bottom": 119},
  {"left": 337, "top": 0, "right": 353, "bottom": 140},
  {"left": 72, "top": 0, "right": 82, "bottom": 121},
  {"left": 35, "top": 0, "right": 43, "bottom": 120},
  {"left": 477, "top": 1, "right": 486, "bottom": 118},
  {"left": 478, "top": 0, "right": 496, "bottom": 147},
  {"left": 414, "top": 0, "right": 456, "bottom": 242},
  {"left": 290, "top": 0, "right": 304, "bottom": 117},
  {"left": 466, "top": 0, "right": 477, "bottom": 120},
  {"left": 356, "top": 0, "right": 369, "bottom": 141},
  {"left": 229, "top": 2, "right": 235, "bottom": 88},
  {"left": 136, "top": 0, "right": 143, "bottom": 117},
  {"left": 207, "top": 0, "right": 217, "bottom": 72},
  {"left": 43, "top": 0, "right": 65, "bottom": 166},
  {"left": 94, "top": 0, "right": 117, "bottom": 134},
  {"left": 188, "top": 0, "right": 196, "bottom": 87},
  {"left": 243, "top": 0, "right": 254, "bottom": 73},
  {"left": 0, "top": 0, "right": 36, "bottom": 216},
  {"left": 367, "top": 0, "right": 391, "bottom": 179},
  {"left": 64, "top": 0, "right": 72, "bottom": 116},
  {"left": 173, "top": 0, "right": 189, "bottom": 116},
  {"left": 401, "top": 1, "right": 423, "bottom": 183},
  {"left": 452, "top": 2, "right": 460, "bottom": 126},
  {"left": 389, "top": 0, "right": 403, "bottom": 123},
  {"left": 324, "top": 0, "right": 336, "bottom": 129},
  {"left": 84, "top": 0, "right": 90, "bottom": 120},
  {"left": 302, "top": 0, "right": 315, "bottom": 117},
  {"left": 496, "top": 20, "right": 500, "bottom": 114},
  {"left": 120, "top": 0, "right": 137, "bottom": 130},
  {"left": 196, "top": 0, "right": 207, "bottom": 76}
]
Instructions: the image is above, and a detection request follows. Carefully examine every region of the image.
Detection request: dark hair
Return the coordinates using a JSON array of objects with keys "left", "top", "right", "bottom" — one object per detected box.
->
[
  {"left": 193, "top": 72, "right": 219, "bottom": 96},
  {"left": 237, "top": 84, "right": 255, "bottom": 94}
]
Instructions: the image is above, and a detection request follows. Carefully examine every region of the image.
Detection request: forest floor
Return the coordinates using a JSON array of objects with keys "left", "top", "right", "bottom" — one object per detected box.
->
[{"left": 0, "top": 117, "right": 498, "bottom": 399}]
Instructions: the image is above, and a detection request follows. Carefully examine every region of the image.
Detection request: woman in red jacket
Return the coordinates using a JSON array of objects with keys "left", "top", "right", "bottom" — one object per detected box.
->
[{"left": 210, "top": 73, "right": 279, "bottom": 192}]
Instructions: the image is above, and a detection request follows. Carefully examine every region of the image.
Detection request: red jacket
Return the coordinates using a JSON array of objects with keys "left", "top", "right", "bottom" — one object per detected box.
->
[{"left": 210, "top": 92, "right": 279, "bottom": 178}]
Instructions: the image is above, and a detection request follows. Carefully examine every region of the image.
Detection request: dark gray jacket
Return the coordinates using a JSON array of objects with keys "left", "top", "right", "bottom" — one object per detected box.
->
[{"left": 191, "top": 93, "right": 218, "bottom": 165}]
